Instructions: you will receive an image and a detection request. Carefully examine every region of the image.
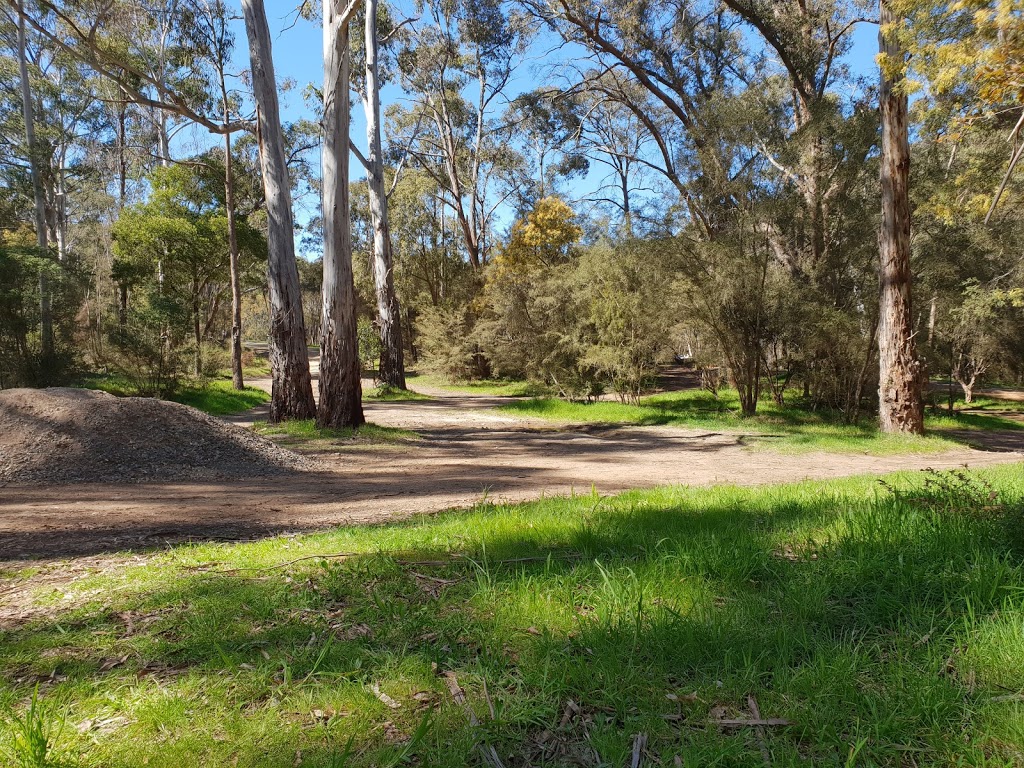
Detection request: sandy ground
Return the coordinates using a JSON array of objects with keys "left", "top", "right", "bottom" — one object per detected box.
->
[{"left": 2, "top": 368, "right": 1023, "bottom": 563}]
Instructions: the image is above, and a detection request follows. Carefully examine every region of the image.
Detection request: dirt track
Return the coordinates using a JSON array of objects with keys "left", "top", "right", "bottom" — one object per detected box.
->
[{"left": 2, "top": 373, "right": 1024, "bottom": 562}]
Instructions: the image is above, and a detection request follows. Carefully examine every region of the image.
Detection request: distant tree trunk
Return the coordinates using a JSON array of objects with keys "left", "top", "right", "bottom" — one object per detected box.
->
[
  {"left": 240, "top": 0, "right": 316, "bottom": 422},
  {"left": 193, "top": 278, "right": 202, "bottom": 376},
  {"left": 877, "top": 0, "right": 924, "bottom": 435},
  {"left": 223, "top": 124, "right": 244, "bottom": 390},
  {"left": 363, "top": 0, "right": 405, "bottom": 390},
  {"left": 318, "top": 0, "right": 364, "bottom": 429},
  {"left": 16, "top": 2, "right": 51, "bottom": 359}
]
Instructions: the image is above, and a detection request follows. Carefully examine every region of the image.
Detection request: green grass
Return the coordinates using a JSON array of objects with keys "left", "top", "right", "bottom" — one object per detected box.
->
[
  {"left": 253, "top": 418, "right": 418, "bottom": 446},
  {"left": 3, "top": 466, "right": 1024, "bottom": 766},
  {"left": 170, "top": 381, "right": 270, "bottom": 416},
  {"left": 77, "top": 375, "right": 270, "bottom": 416},
  {"left": 363, "top": 385, "right": 433, "bottom": 402},
  {"left": 406, "top": 373, "right": 551, "bottom": 397},
  {"left": 498, "top": 388, "right": 1022, "bottom": 454}
]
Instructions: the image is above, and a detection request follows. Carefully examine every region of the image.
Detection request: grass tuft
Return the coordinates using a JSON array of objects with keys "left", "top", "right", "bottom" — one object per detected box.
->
[{"left": 0, "top": 687, "right": 68, "bottom": 768}]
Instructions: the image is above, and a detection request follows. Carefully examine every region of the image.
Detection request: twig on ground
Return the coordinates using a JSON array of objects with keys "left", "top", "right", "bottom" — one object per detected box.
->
[
  {"left": 747, "top": 695, "right": 772, "bottom": 766},
  {"left": 443, "top": 671, "right": 506, "bottom": 768},
  {"left": 715, "top": 718, "right": 792, "bottom": 727},
  {"left": 630, "top": 732, "right": 648, "bottom": 768},
  {"left": 372, "top": 682, "right": 402, "bottom": 709}
]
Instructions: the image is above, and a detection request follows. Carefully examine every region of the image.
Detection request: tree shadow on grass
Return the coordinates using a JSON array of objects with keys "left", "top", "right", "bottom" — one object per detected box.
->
[{"left": 3, "top": 479, "right": 1024, "bottom": 766}]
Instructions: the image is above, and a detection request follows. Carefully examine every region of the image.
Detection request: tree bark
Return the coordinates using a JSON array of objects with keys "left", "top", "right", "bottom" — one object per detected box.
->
[
  {"left": 877, "top": 0, "right": 924, "bottom": 435},
  {"left": 16, "top": 1, "right": 52, "bottom": 359},
  {"left": 363, "top": 0, "right": 405, "bottom": 390},
  {"left": 318, "top": 0, "right": 364, "bottom": 429},
  {"left": 223, "top": 116, "right": 244, "bottom": 390},
  {"left": 193, "top": 277, "right": 202, "bottom": 376},
  {"left": 240, "top": 0, "right": 316, "bottom": 422}
]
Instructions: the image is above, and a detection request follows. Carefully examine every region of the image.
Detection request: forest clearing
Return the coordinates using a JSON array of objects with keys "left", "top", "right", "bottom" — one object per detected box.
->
[{"left": 3, "top": 0, "right": 1024, "bottom": 764}]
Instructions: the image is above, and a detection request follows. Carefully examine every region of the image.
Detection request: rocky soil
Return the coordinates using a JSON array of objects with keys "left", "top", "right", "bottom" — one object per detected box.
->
[{"left": 0, "top": 388, "right": 310, "bottom": 485}]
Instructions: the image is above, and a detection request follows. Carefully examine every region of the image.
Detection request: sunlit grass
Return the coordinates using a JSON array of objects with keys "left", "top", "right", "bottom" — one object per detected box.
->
[
  {"left": 253, "top": 418, "right": 418, "bottom": 447},
  {"left": 170, "top": 380, "right": 270, "bottom": 415},
  {"left": 406, "top": 373, "right": 551, "bottom": 397},
  {"left": 77, "top": 375, "right": 270, "bottom": 416},
  {"left": 497, "top": 388, "right": 1021, "bottom": 454},
  {"left": 363, "top": 385, "right": 433, "bottom": 402},
  {"left": 3, "top": 465, "right": 1024, "bottom": 766}
]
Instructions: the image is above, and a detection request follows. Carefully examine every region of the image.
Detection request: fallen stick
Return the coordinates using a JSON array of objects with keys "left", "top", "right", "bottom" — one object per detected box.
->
[
  {"left": 747, "top": 695, "right": 772, "bottom": 766},
  {"left": 630, "top": 733, "right": 648, "bottom": 768},
  {"left": 443, "top": 671, "right": 506, "bottom": 768},
  {"left": 715, "top": 718, "right": 792, "bottom": 727}
]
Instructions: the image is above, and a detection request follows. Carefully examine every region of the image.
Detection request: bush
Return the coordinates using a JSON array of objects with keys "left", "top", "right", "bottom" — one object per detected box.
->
[{"left": 416, "top": 305, "right": 489, "bottom": 380}]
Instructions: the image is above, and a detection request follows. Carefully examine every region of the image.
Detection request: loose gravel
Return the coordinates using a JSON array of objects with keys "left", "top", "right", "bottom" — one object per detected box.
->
[{"left": 0, "top": 387, "right": 311, "bottom": 485}]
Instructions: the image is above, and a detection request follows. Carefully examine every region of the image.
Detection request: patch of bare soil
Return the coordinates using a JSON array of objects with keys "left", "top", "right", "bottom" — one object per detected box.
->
[
  {"left": 3, "top": 376, "right": 1024, "bottom": 568},
  {"left": 0, "top": 387, "right": 310, "bottom": 485}
]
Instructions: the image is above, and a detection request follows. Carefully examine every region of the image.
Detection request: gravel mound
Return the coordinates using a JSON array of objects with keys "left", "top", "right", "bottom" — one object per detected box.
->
[{"left": 0, "top": 387, "right": 311, "bottom": 484}]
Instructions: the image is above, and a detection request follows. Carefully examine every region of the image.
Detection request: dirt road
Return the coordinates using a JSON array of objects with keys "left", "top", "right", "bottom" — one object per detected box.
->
[{"left": 3, "top": 374, "right": 1023, "bottom": 562}]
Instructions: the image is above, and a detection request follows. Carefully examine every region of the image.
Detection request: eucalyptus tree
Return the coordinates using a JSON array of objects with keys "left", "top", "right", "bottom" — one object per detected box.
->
[
  {"left": 390, "top": 0, "right": 533, "bottom": 269},
  {"left": 876, "top": 0, "right": 923, "bottom": 433},
  {"left": 185, "top": 0, "right": 246, "bottom": 389},
  {"left": 13, "top": 0, "right": 50, "bottom": 354},
  {"left": 319, "top": 0, "right": 364, "bottom": 429},
  {"left": 12, "top": 0, "right": 317, "bottom": 419},
  {"left": 240, "top": 0, "right": 317, "bottom": 420},
  {"left": 353, "top": 0, "right": 405, "bottom": 389},
  {"left": 505, "top": 87, "right": 589, "bottom": 212},
  {"left": 2, "top": 1, "right": 104, "bottom": 365},
  {"left": 575, "top": 87, "right": 655, "bottom": 233}
]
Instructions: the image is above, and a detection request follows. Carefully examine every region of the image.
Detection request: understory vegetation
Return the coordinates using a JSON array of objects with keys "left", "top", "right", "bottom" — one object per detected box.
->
[{"left": 3, "top": 467, "right": 1024, "bottom": 766}]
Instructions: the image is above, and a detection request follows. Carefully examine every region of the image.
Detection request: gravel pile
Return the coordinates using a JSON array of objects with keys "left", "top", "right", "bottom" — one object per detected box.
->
[{"left": 0, "top": 387, "right": 311, "bottom": 484}]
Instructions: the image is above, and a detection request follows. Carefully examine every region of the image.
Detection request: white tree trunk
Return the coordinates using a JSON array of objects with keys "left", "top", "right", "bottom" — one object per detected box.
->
[
  {"left": 318, "top": 0, "right": 364, "bottom": 428},
  {"left": 16, "top": 1, "right": 52, "bottom": 358},
  {"left": 240, "top": 0, "right": 316, "bottom": 421},
  {"left": 363, "top": 0, "right": 405, "bottom": 389}
]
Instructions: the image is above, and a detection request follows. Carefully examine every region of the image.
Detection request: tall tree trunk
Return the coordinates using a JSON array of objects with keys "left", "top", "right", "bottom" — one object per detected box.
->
[
  {"left": 223, "top": 113, "right": 244, "bottom": 390},
  {"left": 318, "top": 0, "right": 364, "bottom": 429},
  {"left": 877, "top": 0, "right": 924, "bottom": 435},
  {"left": 193, "top": 278, "right": 202, "bottom": 377},
  {"left": 240, "top": 0, "right": 316, "bottom": 422},
  {"left": 16, "top": 2, "right": 51, "bottom": 359},
  {"left": 363, "top": 0, "right": 405, "bottom": 390}
]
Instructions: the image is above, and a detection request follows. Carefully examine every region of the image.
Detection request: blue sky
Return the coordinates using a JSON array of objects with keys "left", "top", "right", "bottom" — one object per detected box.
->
[{"left": 194, "top": 2, "right": 883, "bottom": 252}]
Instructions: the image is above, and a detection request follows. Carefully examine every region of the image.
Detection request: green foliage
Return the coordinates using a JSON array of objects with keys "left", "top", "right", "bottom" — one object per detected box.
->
[
  {"left": 416, "top": 304, "right": 487, "bottom": 381},
  {"left": 0, "top": 243, "right": 83, "bottom": 388},
  {"left": 357, "top": 317, "right": 383, "bottom": 372},
  {"left": 477, "top": 201, "right": 672, "bottom": 402},
  {"left": 103, "top": 162, "right": 267, "bottom": 390}
]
